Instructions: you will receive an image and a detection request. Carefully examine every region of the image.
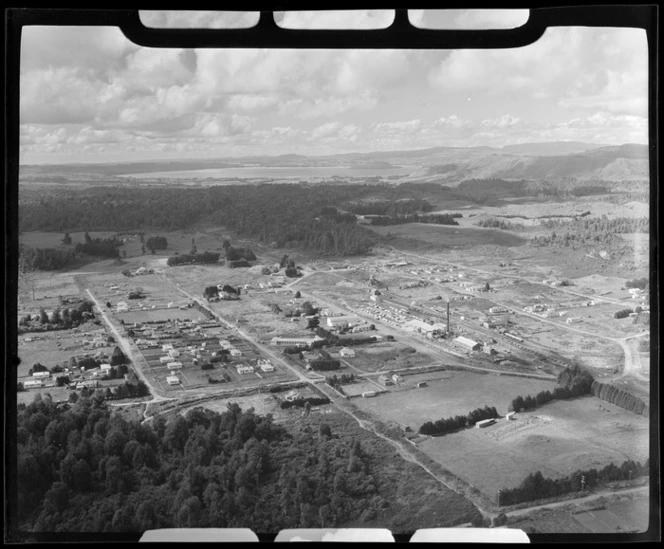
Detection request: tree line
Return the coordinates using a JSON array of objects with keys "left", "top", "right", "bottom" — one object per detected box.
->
[
  {"left": 509, "top": 365, "right": 594, "bottom": 413},
  {"left": 345, "top": 199, "right": 434, "bottom": 217},
  {"left": 498, "top": 458, "right": 649, "bottom": 506},
  {"left": 75, "top": 233, "right": 123, "bottom": 258},
  {"left": 530, "top": 217, "right": 649, "bottom": 250},
  {"left": 17, "top": 395, "right": 393, "bottom": 532},
  {"left": 419, "top": 406, "right": 499, "bottom": 436},
  {"left": 167, "top": 251, "right": 221, "bottom": 267},
  {"left": 590, "top": 381, "right": 649, "bottom": 416},
  {"left": 475, "top": 218, "right": 525, "bottom": 231},
  {"left": 369, "top": 213, "right": 461, "bottom": 226}
]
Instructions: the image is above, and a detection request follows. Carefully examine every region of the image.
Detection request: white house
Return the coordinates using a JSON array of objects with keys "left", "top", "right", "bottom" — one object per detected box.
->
[
  {"left": 230, "top": 348, "right": 243, "bottom": 357},
  {"left": 100, "top": 363, "right": 112, "bottom": 372},
  {"left": 32, "top": 371, "right": 51, "bottom": 379},
  {"left": 166, "top": 375, "right": 180, "bottom": 386},
  {"left": 167, "top": 362, "right": 183, "bottom": 370},
  {"left": 162, "top": 343, "right": 174, "bottom": 352},
  {"left": 168, "top": 349, "right": 181, "bottom": 358},
  {"left": 339, "top": 347, "right": 355, "bottom": 358},
  {"left": 236, "top": 365, "right": 254, "bottom": 374}
]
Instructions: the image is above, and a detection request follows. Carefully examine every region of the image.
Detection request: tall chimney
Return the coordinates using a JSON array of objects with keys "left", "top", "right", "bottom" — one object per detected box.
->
[{"left": 447, "top": 301, "right": 450, "bottom": 335}]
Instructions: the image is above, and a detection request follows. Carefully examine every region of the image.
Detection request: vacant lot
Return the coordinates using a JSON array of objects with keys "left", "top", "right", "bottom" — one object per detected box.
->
[
  {"left": 115, "top": 307, "right": 205, "bottom": 324},
  {"left": 17, "top": 328, "right": 113, "bottom": 378},
  {"left": 349, "top": 342, "right": 434, "bottom": 373},
  {"left": 416, "top": 397, "right": 649, "bottom": 500}
]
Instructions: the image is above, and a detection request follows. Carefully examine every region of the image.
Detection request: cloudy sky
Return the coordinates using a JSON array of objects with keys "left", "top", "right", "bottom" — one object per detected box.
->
[{"left": 19, "top": 10, "right": 649, "bottom": 164}]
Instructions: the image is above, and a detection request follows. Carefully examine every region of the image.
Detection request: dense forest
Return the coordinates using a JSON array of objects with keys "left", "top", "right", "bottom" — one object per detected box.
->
[
  {"left": 17, "top": 396, "right": 399, "bottom": 533},
  {"left": 19, "top": 184, "right": 379, "bottom": 257},
  {"left": 498, "top": 459, "right": 649, "bottom": 506},
  {"left": 530, "top": 217, "right": 649, "bottom": 249},
  {"left": 18, "top": 245, "right": 77, "bottom": 271}
]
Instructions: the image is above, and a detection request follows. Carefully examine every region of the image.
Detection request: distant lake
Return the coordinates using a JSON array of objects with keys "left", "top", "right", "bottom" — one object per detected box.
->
[{"left": 118, "top": 166, "right": 413, "bottom": 180}]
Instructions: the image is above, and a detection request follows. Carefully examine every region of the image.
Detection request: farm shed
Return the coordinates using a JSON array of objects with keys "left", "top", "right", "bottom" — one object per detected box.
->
[
  {"left": 378, "top": 375, "right": 395, "bottom": 386},
  {"left": 32, "top": 371, "right": 51, "bottom": 379},
  {"left": 476, "top": 418, "right": 496, "bottom": 429},
  {"left": 24, "top": 380, "right": 44, "bottom": 388}
]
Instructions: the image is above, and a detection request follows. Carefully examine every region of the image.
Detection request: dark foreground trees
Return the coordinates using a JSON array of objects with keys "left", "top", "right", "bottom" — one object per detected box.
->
[{"left": 17, "top": 395, "right": 397, "bottom": 533}]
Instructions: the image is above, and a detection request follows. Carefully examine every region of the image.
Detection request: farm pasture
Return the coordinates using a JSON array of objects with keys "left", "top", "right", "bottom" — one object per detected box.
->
[{"left": 416, "top": 397, "right": 649, "bottom": 500}]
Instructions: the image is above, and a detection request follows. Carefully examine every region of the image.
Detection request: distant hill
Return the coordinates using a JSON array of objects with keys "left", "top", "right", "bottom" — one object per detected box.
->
[
  {"left": 500, "top": 141, "right": 608, "bottom": 156},
  {"left": 20, "top": 142, "right": 649, "bottom": 183}
]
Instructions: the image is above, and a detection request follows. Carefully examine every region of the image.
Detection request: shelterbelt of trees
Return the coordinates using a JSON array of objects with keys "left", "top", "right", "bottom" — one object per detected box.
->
[{"left": 17, "top": 396, "right": 401, "bottom": 533}]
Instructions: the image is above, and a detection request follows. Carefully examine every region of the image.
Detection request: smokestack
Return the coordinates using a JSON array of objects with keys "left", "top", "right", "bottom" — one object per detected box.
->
[{"left": 447, "top": 301, "right": 450, "bottom": 335}]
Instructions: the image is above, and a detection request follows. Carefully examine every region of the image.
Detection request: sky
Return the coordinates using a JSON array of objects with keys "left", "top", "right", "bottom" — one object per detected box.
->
[{"left": 18, "top": 10, "right": 649, "bottom": 164}]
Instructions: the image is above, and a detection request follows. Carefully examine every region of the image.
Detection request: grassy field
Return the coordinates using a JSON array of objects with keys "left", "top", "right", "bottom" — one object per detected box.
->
[
  {"left": 367, "top": 223, "right": 527, "bottom": 250},
  {"left": 507, "top": 490, "right": 650, "bottom": 533},
  {"left": 416, "top": 397, "right": 649, "bottom": 500},
  {"left": 353, "top": 371, "right": 557, "bottom": 429}
]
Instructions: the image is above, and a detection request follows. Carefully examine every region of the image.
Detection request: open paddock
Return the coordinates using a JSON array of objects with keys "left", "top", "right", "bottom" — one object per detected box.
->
[
  {"left": 417, "top": 396, "right": 649, "bottom": 500},
  {"left": 354, "top": 370, "right": 557, "bottom": 429},
  {"left": 340, "top": 379, "right": 383, "bottom": 397},
  {"left": 115, "top": 307, "right": 206, "bottom": 324},
  {"left": 367, "top": 224, "right": 527, "bottom": 249}
]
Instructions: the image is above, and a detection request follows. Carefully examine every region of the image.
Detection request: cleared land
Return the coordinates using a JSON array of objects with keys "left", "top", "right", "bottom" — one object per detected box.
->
[
  {"left": 367, "top": 223, "right": 527, "bottom": 250},
  {"left": 353, "top": 371, "right": 557, "bottom": 429},
  {"left": 417, "top": 397, "right": 649, "bottom": 500}
]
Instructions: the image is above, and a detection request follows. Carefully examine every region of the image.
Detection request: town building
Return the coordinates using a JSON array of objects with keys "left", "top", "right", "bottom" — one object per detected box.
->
[
  {"left": 454, "top": 336, "right": 481, "bottom": 351},
  {"left": 270, "top": 336, "right": 321, "bottom": 348}
]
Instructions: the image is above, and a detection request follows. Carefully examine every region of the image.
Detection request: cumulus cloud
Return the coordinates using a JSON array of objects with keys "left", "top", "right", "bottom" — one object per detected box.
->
[
  {"left": 275, "top": 10, "right": 394, "bottom": 29},
  {"left": 409, "top": 9, "right": 529, "bottom": 29},
  {"left": 429, "top": 27, "right": 648, "bottom": 117},
  {"left": 18, "top": 23, "right": 648, "bottom": 162},
  {"left": 139, "top": 10, "right": 260, "bottom": 29}
]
